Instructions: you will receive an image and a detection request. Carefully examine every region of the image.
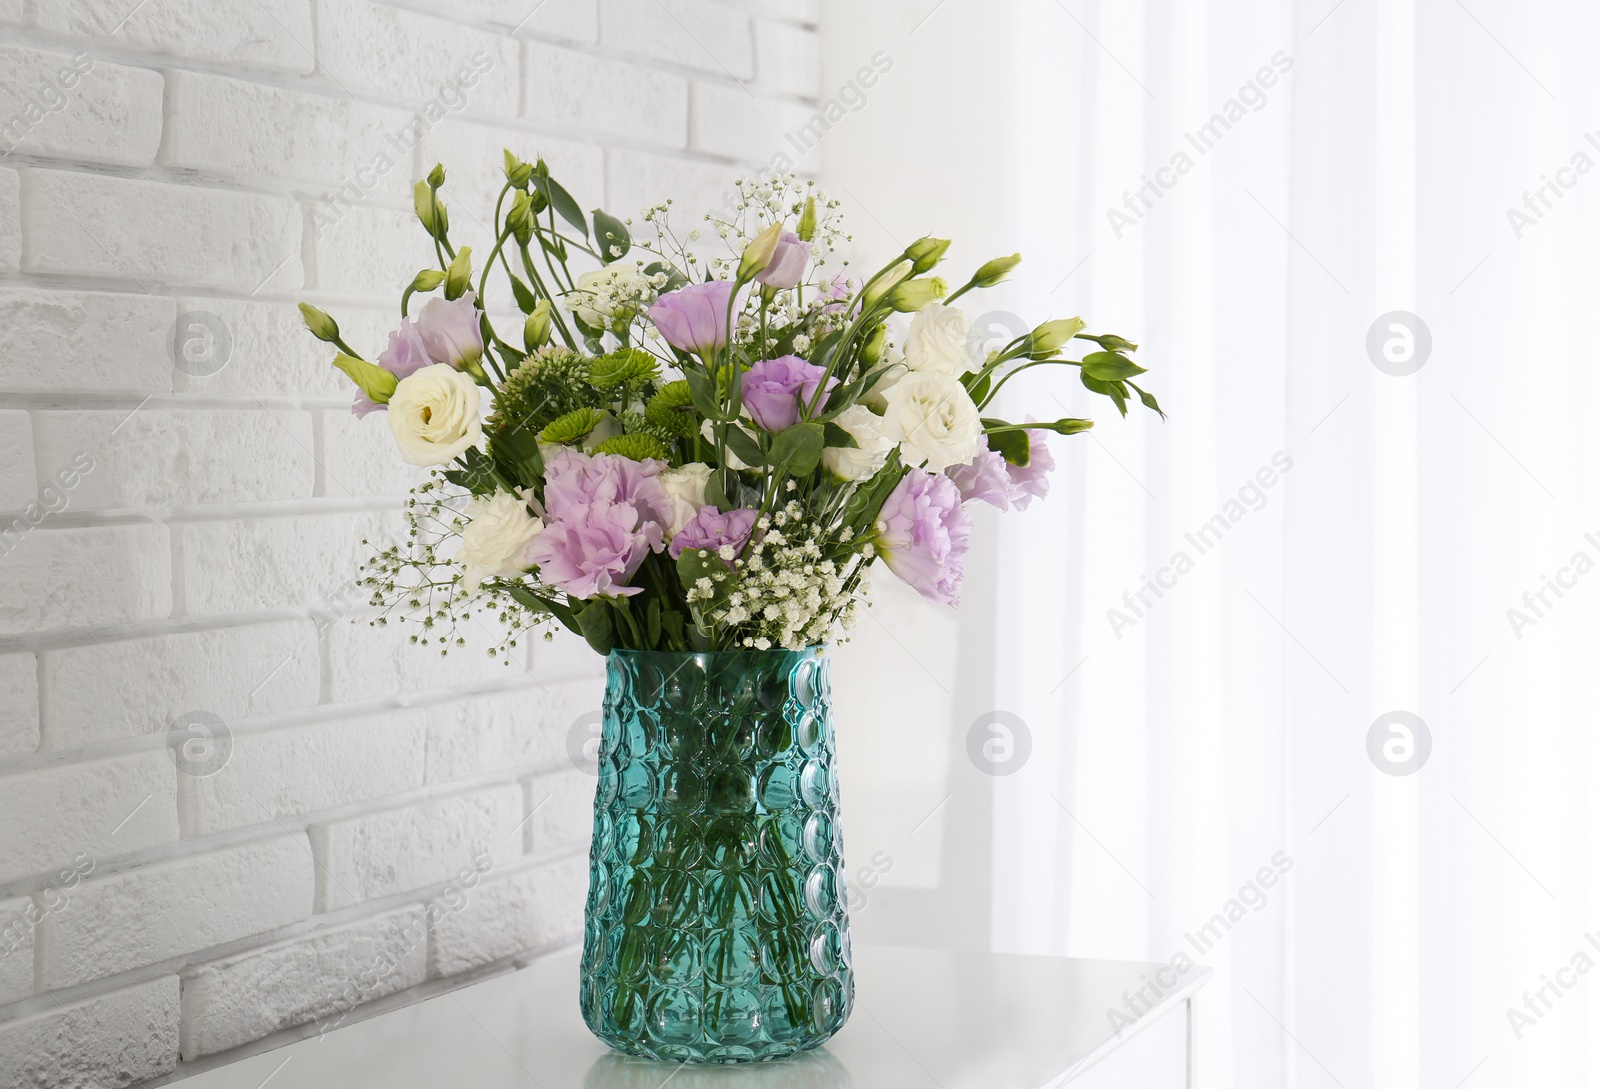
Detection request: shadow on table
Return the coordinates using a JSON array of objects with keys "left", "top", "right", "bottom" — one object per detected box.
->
[{"left": 583, "top": 1048, "right": 851, "bottom": 1088}]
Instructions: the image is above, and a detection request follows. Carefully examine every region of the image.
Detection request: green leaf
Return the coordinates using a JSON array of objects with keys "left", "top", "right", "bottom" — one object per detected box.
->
[
  {"left": 704, "top": 472, "right": 733, "bottom": 513},
  {"left": 1080, "top": 351, "right": 1147, "bottom": 382},
  {"left": 643, "top": 260, "right": 688, "bottom": 294},
  {"left": 490, "top": 420, "right": 544, "bottom": 488},
  {"left": 982, "top": 424, "right": 1030, "bottom": 467},
  {"left": 837, "top": 453, "right": 906, "bottom": 539},
  {"left": 684, "top": 369, "right": 723, "bottom": 420},
  {"left": 508, "top": 274, "right": 538, "bottom": 314},
  {"left": 443, "top": 448, "right": 499, "bottom": 496},
  {"left": 720, "top": 422, "right": 765, "bottom": 467},
  {"left": 531, "top": 173, "right": 587, "bottom": 237},
  {"left": 769, "top": 421, "right": 825, "bottom": 476},
  {"left": 823, "top": 421, "right": 859, "bottom": 449},
  {"left": 593, "top": 209, "right": 631, "bottom": 263},
  {"left": 676, "top": 547, "right": 736, "bottom": 612},
  {"left": 575, "top": 601, "right": 616, "bottom": 655},
  {"left": 504, "top": 584, "right": 578, "bottom": 636},
  {"left": 963, "top": 368, "right": 992, "bottom": 405},
  {"left": 331, "top": 353, "right": 397, "bottom": 404},
  {"left": 1081, "top": 372, "right": 1128, "bottom": 416}
]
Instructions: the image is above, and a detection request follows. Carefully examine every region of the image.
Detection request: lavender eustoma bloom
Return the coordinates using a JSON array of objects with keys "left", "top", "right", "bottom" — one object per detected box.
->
[
  {"left": 414, "top": 290, "right": 484, "bottom": 368},
  {"left": 1006, "top": 421, "right": 1056, "bottom": 510},
  {"left": 669, "top": 505, "right": 758, "bottom": 561},
  {"left": 741, "top": 355, "right": 839, "bottom": 432},
  {"left": 525, "top": 501, "right": 662, "bottom": 599},
  {"left": 352, "top": 320, "right": 434, "bottom": 417},
  {"left": 755, "top": 231, "right": 811, "bottom": 289},
  {"left": 874, "top": 470, "right": 972, "bottom": 606},
  {"left": 648, "top": 281, "right": 737, "bottom": 355},
  {"left": 944, "top": 436, "right": 1013, "bottom": 510}
]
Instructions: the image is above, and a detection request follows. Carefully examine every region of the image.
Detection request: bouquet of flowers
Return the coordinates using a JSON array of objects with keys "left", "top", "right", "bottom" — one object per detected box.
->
[{"left": 299, "top": 159, "right": 1160, "bottom": 658}]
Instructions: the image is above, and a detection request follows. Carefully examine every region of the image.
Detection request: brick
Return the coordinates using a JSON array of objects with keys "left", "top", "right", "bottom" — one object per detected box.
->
[
  {"left": 0, "top": 653, "right": 37, "bottom": 758},
  {"left": 415, "top": 117, "right": 603, "bottom": 236},
  {"left": 521, "top": 767, "right": 592, "bottom": 852},
  {"left": 21, "top": 170, "right": 302, "bottom": 292},
  {"left": 40, "top": 834, "right": 314, "bottom": 988},
  {"left": 0, "top": 45, "right": 164, "bottom": 166},
  {"left": 443, "top": 0, "right": 597, "bottom": 40},
  {"left": 179, "top": 905, "right": 427, "bottom": 1059},
  {"left": 0, "top": 410, "right": 35, "bottom": 510},
  {"left": 312, "top": 785, "right": 522, "bottom": 909},
  {"left": 600, "top": 0, "right": 754, "bottom": 79},
  {"left": 691, "top": 80, "right": 818, "bottom": 167},
  {"left": 315, "top": 0, "right": 518, "bottom": 112},
  {"left": 33, "top": 0, "right": 314, "bottom": 76},
  {"left": 170, "top": 297, "right": 389, "bottom": 398},
  {"left": 605, "top": 146, "right": 732, "bottom": 223},
  {"left": 161, "top": 70, "right": 415, "bottom": 199},
  {"left": 0, "top": 977, "right": 178, "bottom": 1089},
  {"left": 753, "top": 18, "right": 819, "bottom": 98},
  {"left": 429, "top": 855, "right": 585, "bottom": 976},
  {"left": 524, "top": 39, "right": 688, "bottom": 148},
  {"left": 181, "top": 709, "right": 428, "bottom": 836},
  {"left": 0, "top": 894, "right": 33, "bottom": 1004},
  {"left": 319, "top": 409, "right": 425, "bottom": 498},
  {"left": 32, "top": 409, "right": 315, "bottom": 510},
  {"left": 0, "top": 525, "right": 171, "bottom": 637},
  {"left": 326, "top": 614, "right": 531, "bottom": 705},
  {"left": 175, "top": 511, "right": 392, "bottom": 618},
  {"left": 0, "top": 0, "right": 19, "bottom": 23},
  {"left": 0, "top": 168, "right": 17, "bottom": 272},
  {"left": 310, "top": 202, "right": 438, "bottom": 300},
  {"left": 424, "top": 680, "right": 596, "bottom": 784},
  {"left": 0, "top": 288, "right": 174, "bottom": 394},
  {"left": 738, "top": 0, "right": 819, "bottom": 22},
  {"left": 0, "top": 750, "right": 177, "bottom": 885},
  {"left": 41, "top": 620, "right": 319, "bottom": 752}
]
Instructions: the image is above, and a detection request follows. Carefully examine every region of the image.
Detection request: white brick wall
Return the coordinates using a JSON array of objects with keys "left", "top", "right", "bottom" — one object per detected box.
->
[{"left": 0, "top": 0, "right": 816, "bottom": 1078}]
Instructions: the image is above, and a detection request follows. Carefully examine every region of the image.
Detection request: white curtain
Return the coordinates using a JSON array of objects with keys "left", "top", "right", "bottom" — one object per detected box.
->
[{"left": 984, "top": 0, "right": 1600, "bottom": 1085}]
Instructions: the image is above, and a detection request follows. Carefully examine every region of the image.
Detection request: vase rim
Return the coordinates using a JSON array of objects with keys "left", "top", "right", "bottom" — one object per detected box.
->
[{"left": 607, "top": 645, "right": 827, "bottom": 659}]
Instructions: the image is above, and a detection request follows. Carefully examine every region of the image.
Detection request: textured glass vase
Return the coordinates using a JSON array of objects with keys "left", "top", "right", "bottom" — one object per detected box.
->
[{"left": 579, "top": 648, "right": 853, "bottom": 1063}]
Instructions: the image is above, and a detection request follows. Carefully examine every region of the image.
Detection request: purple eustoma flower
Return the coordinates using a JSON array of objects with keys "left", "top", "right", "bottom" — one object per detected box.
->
[
  {"left": 542, "top": 450, "right": 674, "bottom": 529},
  {"left": 414, "top": 290, "right": 484, "bottom": 369},
  {"left": 669, "top": 505, "right": 758, "bottom": 561},
  {"left": 525, "top": 501, "right": 662, "bottom": 600},
  {"left": 352, "top": 320, "right": 435, "bottom": 417},
  {"left": 874, "top": 470, "right": 972, "bottom": 606},
  {"left": 944, "top": 436, "right": 1014, "bottom": 510},
  {"left": 755, "top": 231, "right": 811, "bottom": 290},
  {"left": 1005, "top": 420, "right": 1055, "bottom": 510},
  {"left": 648, "top": 281, "right": 737, "bottom": 355},
  {"left": 741, "top": 355, "right": 838, "bottom": 432}
]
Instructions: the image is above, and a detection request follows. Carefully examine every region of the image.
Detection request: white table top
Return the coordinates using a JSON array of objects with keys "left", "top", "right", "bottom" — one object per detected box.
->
[{"left": 169, "top": 944, "right": 1210, "bottom": 1089}]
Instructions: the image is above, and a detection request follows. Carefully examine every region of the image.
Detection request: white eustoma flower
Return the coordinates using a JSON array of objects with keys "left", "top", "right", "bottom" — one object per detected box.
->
[
  {"left": 821, "top": 404, "right": 897, "bottom": 482},
  {"left": 387, "top": 363, "right": 482, "bottom": 466},
  {"left": 459, "top": 489, "right": 543, "bottom": 591},
  {"left": 902, "top": 301, "right": 972, "bottom": 375},
  {"left": 880, "top": 370, "right": 983, "bottom": 472},
  {"left": 659, "top": 463, "right": 712, "bottom": 536}
]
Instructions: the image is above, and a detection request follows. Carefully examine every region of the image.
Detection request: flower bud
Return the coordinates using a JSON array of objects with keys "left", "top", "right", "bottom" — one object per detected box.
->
[
  {"left": 905, "top": 236, "right": 951, "bottom": 275},
  {"left": 410, "top": 269, "right": 446, "bottom": 294},
  {"left": 886, "top": 276, "right": 948, "bottom": 313},
  {"left": 861, "top": 261, "right": 912, "bottom": 310},
  {"left": 1027, "top": 317, "right": 1087, "bottom": 357},
  {"left": 502, "top": 149, "right": 532, "bottom": 188},
  {"left": 444, "top": 246, "right": 473, "bottom": 301},
  {"left": 972, "top": 253, "right": 1022, "bottom": 288},
  {"left": 797, "top": 197, "right": 818, "bottom": 242},
  {"left": 426, "top": 163, "right": 445, "bottom": 189},
  {"left": 737, "top": 221, "right": 785, "bottom": 282},
  {"left": 298, "top": 303, "right": 340, "bottom": 343},
  {"left": 524, "top": 299, "right": 553, "bottom": 351},
  {"left": 413, "top": 180, "right": 448, "bottom": 239},
  {"left": 861, "top": 323, "right": 887, "bottom": 366}
]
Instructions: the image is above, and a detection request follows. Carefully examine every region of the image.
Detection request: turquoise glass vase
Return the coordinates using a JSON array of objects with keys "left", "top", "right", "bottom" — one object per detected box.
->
[{"left": 579, "top": 648, "right": 854, "bottom": 1062}]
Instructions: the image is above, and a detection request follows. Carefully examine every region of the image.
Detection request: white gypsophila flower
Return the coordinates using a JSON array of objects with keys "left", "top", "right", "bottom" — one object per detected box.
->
[
  {"left": 880, "top": 369, "right": 982, "bottom": 473},
  {"left": 821, "top": 404, "right": 896, "bottom": 483},
  {"left": 659, "top": 463, "right": 712, "bottom": 536},
  {"left": 567, "top": 264, "right": 651, "bottom": 329},
  {"left": 459, "top": 489, "right": 543, "bottom": 591},
  {"left": 902, "top": 301, "right": 972, "bottom": 375},
  {"left": 388, "top": 363, "right": 483, "bottom": 466}
]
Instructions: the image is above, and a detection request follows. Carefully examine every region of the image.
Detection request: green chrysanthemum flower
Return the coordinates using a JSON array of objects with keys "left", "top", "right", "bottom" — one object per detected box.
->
[
  {"left": 592, "top": 433, "right": 668, "bottom": 461},
  {"left": 539, "top": 407, "right": 607, "bottom": 445},
  {"left": 588, "top": 347, "right": 660, "bottom": 389},
  {"left": 645, "top": 380, "right": 699, "bottom": 437}
]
